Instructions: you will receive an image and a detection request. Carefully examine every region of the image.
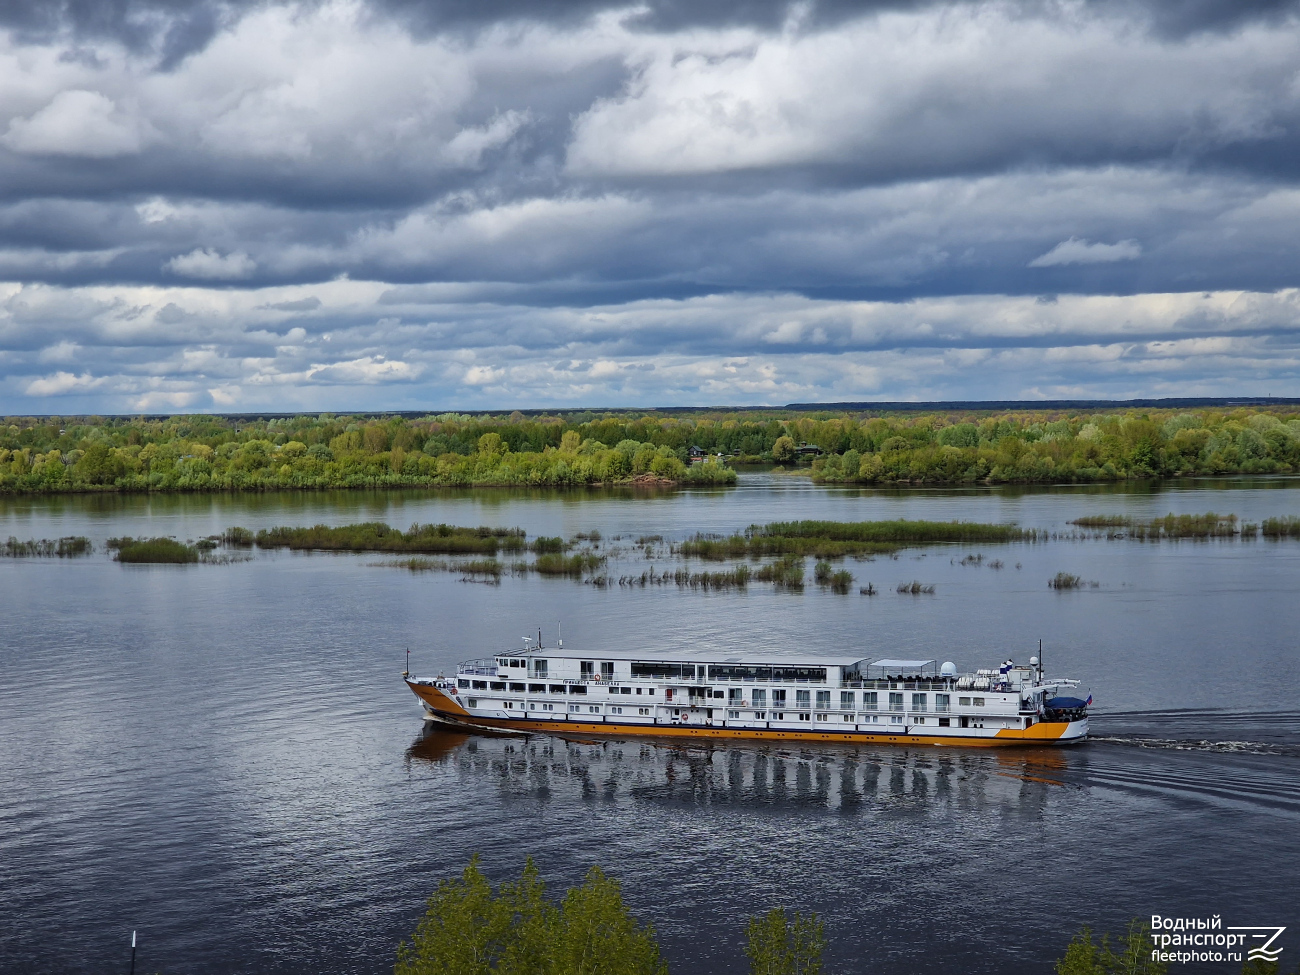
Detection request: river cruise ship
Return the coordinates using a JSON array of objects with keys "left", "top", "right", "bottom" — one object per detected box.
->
[{"left": 404, "top": 643, "right": 1090, "bottom": 747}]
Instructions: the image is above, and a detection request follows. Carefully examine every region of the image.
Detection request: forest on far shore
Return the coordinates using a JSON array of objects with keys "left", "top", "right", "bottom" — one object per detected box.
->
[{"left": 0, "top": 405, "right": 1298, "bottom": 494}]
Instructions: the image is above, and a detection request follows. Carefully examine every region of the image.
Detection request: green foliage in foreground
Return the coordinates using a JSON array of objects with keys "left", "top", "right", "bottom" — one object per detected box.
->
[
  {"left": 1056, "top": 921, "right": 1166, "bottom": 975},
  {"left": 255, "top": 522, "right": 526, "bottom": 554},
  {"left": 109, "top": 537, "right": 199, "bottom": 563},
  {"left": 397, "top": 859, "right": 826, "bottom": 975},
  {"left": 745, "top": 908, "right": 825, "bottom": 975},
  {"left": 396, "top": 857, "right": 667, "bottom": 975}
]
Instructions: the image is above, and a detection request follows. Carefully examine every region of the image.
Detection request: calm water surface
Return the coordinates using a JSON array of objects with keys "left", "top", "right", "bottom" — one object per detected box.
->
[{"left": 2, "top": 476, "right": 1299, "bottom": 974}]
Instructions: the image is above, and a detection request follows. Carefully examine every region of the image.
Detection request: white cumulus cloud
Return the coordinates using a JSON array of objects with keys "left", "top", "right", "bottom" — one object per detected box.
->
[
  {"left": 3, "top": 90, "right": 150, "bottom": 157},
  {"left": 1030, "top": 237, "right": 1143, "bottom": 267},
  {"left": 164, "top": 248, "right": 257, "bottom": 280},
  {"left": 24, "top": 371, "right": 104, "bottom": 396}
]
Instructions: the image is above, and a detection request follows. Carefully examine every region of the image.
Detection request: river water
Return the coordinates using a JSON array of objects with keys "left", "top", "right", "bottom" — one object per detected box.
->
[{"left": 2, "top": 475, "right": 1298, "bottom": 974}]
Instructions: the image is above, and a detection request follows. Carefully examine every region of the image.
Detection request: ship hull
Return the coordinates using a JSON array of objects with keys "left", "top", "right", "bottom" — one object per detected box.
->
[{"left": 406, "top": 680, "right": 1087, "bottom": 748}]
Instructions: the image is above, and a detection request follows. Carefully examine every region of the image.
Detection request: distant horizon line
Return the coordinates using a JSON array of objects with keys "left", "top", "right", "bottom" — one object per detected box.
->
[{"left": 5, "top": 396, "right": 1300, "bottom": 422}]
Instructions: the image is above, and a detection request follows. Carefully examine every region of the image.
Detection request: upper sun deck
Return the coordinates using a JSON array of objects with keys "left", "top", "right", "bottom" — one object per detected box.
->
[
  {"left": 464, "top": 647, "right": 907, "bottom": 686},
  {"left": 488, "top": 646, "right": 871, "bottom": 669},
  {"left": 460, "top": 646, "right": 1078, "bottom": 697}
]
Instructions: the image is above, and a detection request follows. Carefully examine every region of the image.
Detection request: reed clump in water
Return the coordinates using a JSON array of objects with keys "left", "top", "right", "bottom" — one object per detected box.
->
[
  {"left": 814, "top": 560, "right": 853, "bottom": 593},
  {"left": 255, "top": 522, "right": 526, "bottom": 554},
  {"left": 678, "top": 519, "right": 1030, "bottom": 560},
  {"left": 222, "top": 527, "right": 254, "bottom": 547},
  {"left": 388, "top": 557, "right": 450, "bottom": 571},
  {"left": 762, "top": 519, "right": 1031, "bottom": 543},
  {"left": 674, "top": 565, "right": 752, "bottom": 590},
  {"left": 1071, "top": 512, "right": 1247, "bottom": 538},
  {"left": 1070, "top": 515, "right": 1132, "bottom": 528},
  {"left": 533, "top": 552, "right": 605, "bottom": 577},
  {"left": 755, "top": 555, "right": 805, "bottom": 589},
  {"left": 1048, "top": 572, "right": 1099, "bottom": 589},
  {"left": 3, "top": 536, "right": 92, "bottom": 557},
  {"left": 109, "top": 537, "right": 199, "bottom": 563},
  {"left": 1262, "top": 516, "right": 1300, "bottom": 538},
  {"left": 896, "top": 580, "right": 935, "bottom": 594}
]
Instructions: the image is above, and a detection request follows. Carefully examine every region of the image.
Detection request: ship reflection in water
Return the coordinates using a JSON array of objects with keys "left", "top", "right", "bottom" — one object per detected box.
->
[{"left": 407, "top": 725, "right": 1072, "bottom": 817}]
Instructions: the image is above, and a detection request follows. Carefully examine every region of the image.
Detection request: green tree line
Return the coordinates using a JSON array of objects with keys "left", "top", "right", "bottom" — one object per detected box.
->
[
  {"left": 805, "top": 410, "right": 1300, "bottom": 484},
  {"left": 396, "top": 858, "right": 823, "bottom": 975},
  {"left": 398, "top": 863, "right": 1289, "bottom": 975},
  {"left": 2, "top": 405, "right": 1298, "bottom": 493},
  {"left": 0, "top": 413, "right": 735, "bottom": 493}
]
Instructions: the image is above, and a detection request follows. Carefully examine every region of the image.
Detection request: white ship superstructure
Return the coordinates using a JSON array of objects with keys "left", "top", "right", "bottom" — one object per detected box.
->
[{"left": 405, "top": 643, "right": 1090, "bottom": 747}]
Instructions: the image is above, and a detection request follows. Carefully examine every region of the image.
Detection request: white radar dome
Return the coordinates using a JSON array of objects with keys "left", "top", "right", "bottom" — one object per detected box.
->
[
  {"left": 1029, "top": 656, "right": 1039, "bottom": 666},
  {"left": 940, "top": 661, "right": 957, "bottom": 677}
]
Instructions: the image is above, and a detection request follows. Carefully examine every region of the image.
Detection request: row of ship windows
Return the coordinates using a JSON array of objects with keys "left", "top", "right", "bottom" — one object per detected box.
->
[
  {"left": 724, "top": 711, "right": 975, "bottom": 726},
  {"left": 462, "top": 679, "right": 650, "bottom": 696},
  {"left": 463, "top": 681, "right": 988, "bottom": 710},
  {"left": 494, "top": 660, "right": 831, "bottom": 683},
  {"left": 465, "top": 700, "right": 991, "bottom": 728},
  {"left": 733, "top": 691, "right": 986, "bottom": 710},
  {"left": 468, "top": 699, "right": 653, "bottom": 716}
]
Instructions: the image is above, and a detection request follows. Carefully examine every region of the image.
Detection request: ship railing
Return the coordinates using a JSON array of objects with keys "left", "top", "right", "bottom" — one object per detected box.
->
[
  {"left": 700, "top": 676, "right": 831, "bottom": 684},
  {"left": 673, "top": 676, "right": 970, "bottom": 689},
  {"left": 459, "top": 665, "right": 499, "bottom": 676},
  {"left": 839, "top": 680, "right": 959, "bottom": 691}
]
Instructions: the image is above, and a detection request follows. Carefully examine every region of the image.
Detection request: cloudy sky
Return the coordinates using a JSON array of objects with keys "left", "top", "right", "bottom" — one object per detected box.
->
[{"left": 2, "top": 0, "right": 1300, "bottom": 412}]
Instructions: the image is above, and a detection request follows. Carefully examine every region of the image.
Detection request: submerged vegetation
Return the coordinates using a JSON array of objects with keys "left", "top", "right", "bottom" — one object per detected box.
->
[
  {"left": 617, "top": 565, "right": 753, "bottom": 590},
  {"left": 533, "top": 552, "right": 606, "bottom": 577},
  {"left": 108, "top": 536, "right": 200, "bottom": 563},
  {"left": 255, "top": 522, "right": 526, "bottom": 554},
  {"left": 897, "top": 580, "right": 936, "bottom": 594},
  {"left": 813, "top": 560, "right": 853, "bottom": 593},
  {"left": 1071, "top": 513, "right": 1248, "bottom": 538},
  {"left": 2, "top": 536, "right": 92, "bottom": 557},
  {"left": 1262, "top": 515, "right": 1300, "bottom": 538},
  {"left": 3, "top": 405, "right": 1299, "bottom": 495},
  {"left": 678, "top": 519, "right": 1032, "bottom": 560},
  {"left": 1048, "top": 572, "right": 1099, "bottom": 590},
  {"left": 755, "top": 555, "right": 806, "bottom": 589}
]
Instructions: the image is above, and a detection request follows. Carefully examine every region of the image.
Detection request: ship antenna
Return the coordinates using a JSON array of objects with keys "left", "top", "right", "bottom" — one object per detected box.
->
[
  {"left": 558, "top": 621, "right": 563, "bottom": 650},
  {"left": 1038, "top": 639, "right": 1043, "bottom": 680},
  {"left": 403, "top": 647, "right": 410, "bottom": 679},
  {"left": 539, "top": 627, "right": 543, "bottom": 650}
]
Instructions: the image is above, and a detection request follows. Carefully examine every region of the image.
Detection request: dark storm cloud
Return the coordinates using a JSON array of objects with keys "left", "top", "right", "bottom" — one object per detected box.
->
[
  {"left": 9, "top": 0, "right": 1299, "bottom": 48},
  {"left": 3, "top": 0, "right": 1300, "bottom": 411}
]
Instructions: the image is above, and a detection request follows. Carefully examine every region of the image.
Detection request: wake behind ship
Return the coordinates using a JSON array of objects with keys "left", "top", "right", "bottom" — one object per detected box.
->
[{"left": 404, "top": 641, "right": 1090, "bottom": 747}]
